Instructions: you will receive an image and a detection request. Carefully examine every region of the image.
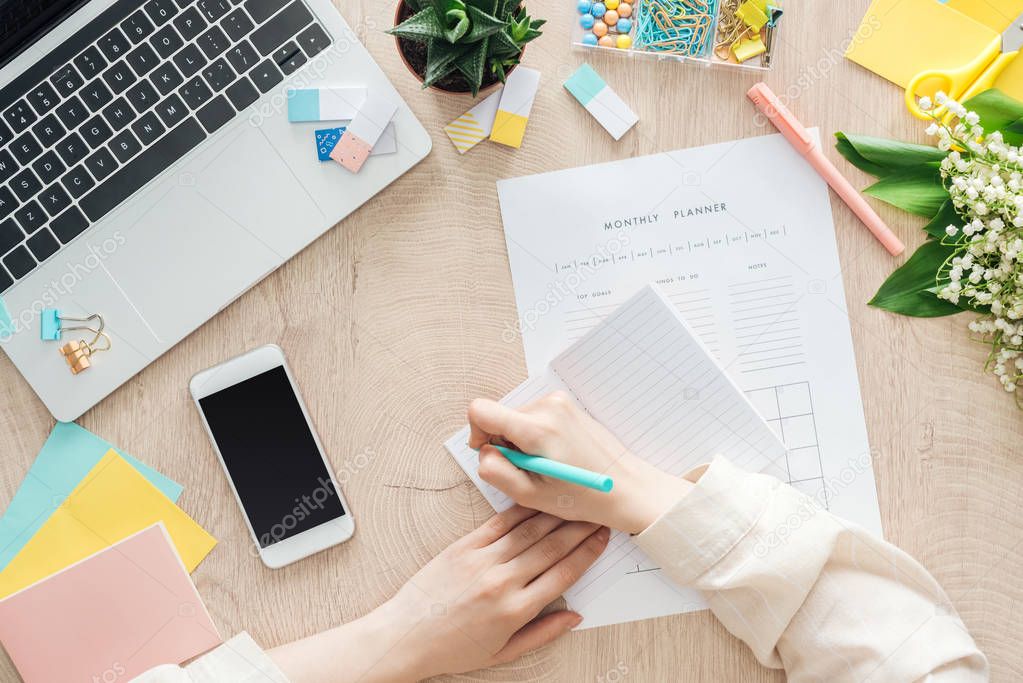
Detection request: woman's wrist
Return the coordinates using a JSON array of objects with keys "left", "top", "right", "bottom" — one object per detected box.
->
[{"left": 615, "top": 457, "right": 694, "bottom": 534}]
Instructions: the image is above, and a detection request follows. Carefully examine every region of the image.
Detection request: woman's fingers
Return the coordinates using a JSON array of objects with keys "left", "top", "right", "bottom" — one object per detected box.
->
[
  {"left": 466, "top": 505, "right": 539, "bottom": 548},
  {"left": 478, "top": 445, "right": 542, "bottom": 504},
  {"left": 525, "top": 527, "right": 610, "bottom": 608},
  {"left": 491, "top": 611, "right": 582, "bottom": 665},
  {"left": 490, "top": 511, "right": 563, "bottom": 561},
  {"left": 468, "top": 399, "right": 539, "bottom": 450},
  {"left": 505, "top": 521, "right": 601, "bottom": 581}
]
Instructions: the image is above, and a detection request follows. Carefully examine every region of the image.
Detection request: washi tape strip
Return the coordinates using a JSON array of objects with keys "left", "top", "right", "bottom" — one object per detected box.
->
[
  {"left": 445, "top": 88, "right": 503, "bottom": 154},
  {"left": 490, "top": 67, "right": 541, "bottom": 149},
  {"left": 563, "top": 64, "right": 638, "bottom": 140},
  {"left": 287, "top": 87, "right": 368, "bottom": 122}
]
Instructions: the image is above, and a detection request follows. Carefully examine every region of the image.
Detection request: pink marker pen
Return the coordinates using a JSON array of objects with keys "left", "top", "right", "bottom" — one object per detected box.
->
[{"left": 747, "top": 82, "right": 905, "bottom": 256}]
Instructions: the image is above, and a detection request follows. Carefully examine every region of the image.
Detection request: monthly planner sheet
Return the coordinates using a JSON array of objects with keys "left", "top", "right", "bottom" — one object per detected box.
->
[{"left": 476, "top": 130, "right": 880, "bottom": 627}]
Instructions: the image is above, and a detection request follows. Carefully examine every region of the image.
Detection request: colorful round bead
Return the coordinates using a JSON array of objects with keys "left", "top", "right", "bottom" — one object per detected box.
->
[
  {"left": 591, "top": 2, "right": 606, "bottom": 17},
  {"left": 592, "top": 19, "right": 608, "bottom": 36},
  {"left": 604, "top": 9, "right": 618, "bottom": 25},
  {"left": 616, "top": 33, "right": 632, "bottom": 49},
  {"left": 604, "top": 0, "right": 620, "bottom": 8},
  {"left": 598, "top": 34, "right": 615, "bottom": 47},
  {"left": 577, "top": 0, "right": 592, "bottom": 13},
  {"left": 616, "top": 17, "right": 632, "bottom": 32},
  {"left": 618, "top": 2, "right": 632, "bottom": 17},
  {"left": 579, "top": 13, "right": 595, "bottom": 29},
  {"left": 582, "top": 33, "right": 599, "bottom": 46}
]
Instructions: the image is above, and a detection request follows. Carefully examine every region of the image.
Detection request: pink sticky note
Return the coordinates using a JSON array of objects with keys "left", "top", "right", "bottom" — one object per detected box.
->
[
  {"left": 331, "top": 93, "right": 398, "bottom": 173},
  {"left": 0, "top": 524, "right": 221, "bottom": 682},
  {"left": 330, "top": 131, "right": 373, "bottom": 172}
]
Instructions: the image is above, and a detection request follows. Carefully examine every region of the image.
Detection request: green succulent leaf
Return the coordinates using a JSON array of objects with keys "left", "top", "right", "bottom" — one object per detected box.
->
[
  {"left": 489, "top": 28, "right": 522, "bottom": 55},
  {"left": 423, "top": 39, "right": 470, "bottom": 87},
  {"left": 437, "top": 0, "right": 470, "bottom": 42},
  {"left": 868, "top": 240, "right": 963, "bottom": 317},
  {"left": 862, "top": 164, "right": 946, "bottom": 217},
  {"left": 388, "top": 6, "right": 447, "bottom": 42},
  {"left": 834, "top": 132, "right": 946, "bottom": 178},
  {"left": 455, "top": 37, "right": 489, "bottom": 96},
  {"left": 465, "top": 5, "right": 506, "bottom": 42}
]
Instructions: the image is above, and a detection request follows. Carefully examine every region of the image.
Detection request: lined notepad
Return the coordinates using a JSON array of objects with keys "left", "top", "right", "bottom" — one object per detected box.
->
[{"left": 446, "top": 284, "right": 787, "bottom": 626}]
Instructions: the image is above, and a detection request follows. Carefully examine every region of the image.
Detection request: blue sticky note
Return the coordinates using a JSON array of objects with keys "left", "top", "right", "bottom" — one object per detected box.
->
[
  {"left": 315, "top": 126, "right": 345, "bottom": 161},
  {"left": 288, "top": 88, "right": 321, "bottom": 122},
  {"left": 0, "top": 422, "right": 184, "bottom": 570},
  {"left": 0, "top": 297, "right": 12, "bottom": 338}
]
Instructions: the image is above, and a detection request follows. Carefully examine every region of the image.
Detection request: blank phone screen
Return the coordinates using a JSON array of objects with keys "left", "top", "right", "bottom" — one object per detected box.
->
[{"left": 198, "top": 365, "right": 346, "bottom": 548}]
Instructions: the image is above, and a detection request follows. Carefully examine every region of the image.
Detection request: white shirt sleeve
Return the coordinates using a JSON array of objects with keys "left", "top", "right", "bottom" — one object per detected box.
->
[
  {"left": 129, "top": 632, "right": 290, "bottom": 683},
  {"left": 633, "top": 455, "right": 988, "bottom": 683}
]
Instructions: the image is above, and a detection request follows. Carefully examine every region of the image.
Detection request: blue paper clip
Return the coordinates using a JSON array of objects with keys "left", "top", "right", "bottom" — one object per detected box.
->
[{"left": 40, "top": 309, "right": 104, "bottom": 341}]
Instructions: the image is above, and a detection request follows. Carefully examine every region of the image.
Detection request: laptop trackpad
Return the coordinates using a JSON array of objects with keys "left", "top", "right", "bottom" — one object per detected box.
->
[{"left": 99, "top": 125, "right": 323, "bottom": 343}]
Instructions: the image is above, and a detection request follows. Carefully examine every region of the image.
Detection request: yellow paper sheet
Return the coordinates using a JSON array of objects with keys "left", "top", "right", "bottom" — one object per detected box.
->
[
  {"left": 946, "top": 0, "right": 1023, "bottom": 32},
  {"left": 845, "top": 0, "right": 1000, "bottom": 88},
  {"left": 0, "top": 450, "right": 216, "bottom": 598}
]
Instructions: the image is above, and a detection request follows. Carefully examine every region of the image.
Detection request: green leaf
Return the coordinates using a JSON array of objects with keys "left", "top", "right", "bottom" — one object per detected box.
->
[
  {"left": 863, "top": 164, "right": 947, "bottom": 217},
  {"left": 921, "top": 199, "right": 964, "bottom": 240},
  {"left": 834, "top": 132, "right": 945, "bottom": 178},
  {"left": 869, "top": 240, "right": 963, "bottom": 317},
  {"left": 442, "top": 0, "right": 470, "bottom": 42},
  {"left": 387, "top": 6, "right": 446, "bottom": 42},
  {"left": 489, "top": 28, "right": 522, "bottom": 56},
  {"left": 465, "top": 5, "right": 505, "bottom": 42},
  {"left": 962, "top": 88, "right": 1023, "bottom": 144},
  {"left": 464, "top": 0, "right": 498, "bottom": 13},
  {"left": 455, "top": 37, "right": 488, "bottom": 96},
  {"left": 423, "top": 39, "right": 470, "bottom": 87}
]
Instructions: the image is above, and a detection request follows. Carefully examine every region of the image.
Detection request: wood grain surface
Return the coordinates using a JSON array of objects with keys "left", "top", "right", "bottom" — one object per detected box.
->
[{"left": 2, "top": 0, "right": 1022, "bottom": 680}]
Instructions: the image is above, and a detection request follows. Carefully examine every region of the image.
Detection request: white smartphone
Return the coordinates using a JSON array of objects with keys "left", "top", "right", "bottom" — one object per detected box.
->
[{"left": 190, "top": 344, "right": 354, "bottom": 568}]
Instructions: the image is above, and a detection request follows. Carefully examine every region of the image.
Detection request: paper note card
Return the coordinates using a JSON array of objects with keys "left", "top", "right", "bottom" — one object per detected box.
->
[
  {"left": 287, "top": 87, "right": 367, "bottom": 122},
  {"left": 491, "top": 66, "right": 541, "bottom": 148},
  {"left": 331, "top": 94, "right": 399, "bottom": 173},
  {"left": 0, "top": 524, "right": 221, "bottom": 683},
  {"left": 0, "top": 422, "right": 183, "bottom": 571},
  {"left": 0, "top": 450, "right": 215, "bottom": 598},
  {"left": 445, "top": 88, "right": 503, "bottom": 153},
  {"left": 0, "top": 296, "right": 11, "bottom": 337},
  {"left": 564, "top": 64, "right": 637, "bottom": 140}
]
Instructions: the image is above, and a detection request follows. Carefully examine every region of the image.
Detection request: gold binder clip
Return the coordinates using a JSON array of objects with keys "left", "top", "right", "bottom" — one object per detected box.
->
[{"left": 60, "top": 329, "right": 112, "bottom": 375}]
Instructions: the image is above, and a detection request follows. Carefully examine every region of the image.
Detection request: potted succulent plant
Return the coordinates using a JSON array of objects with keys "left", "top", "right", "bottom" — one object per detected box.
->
[{"left": 389, "top": 0, "right": 544, "bottom": 96}]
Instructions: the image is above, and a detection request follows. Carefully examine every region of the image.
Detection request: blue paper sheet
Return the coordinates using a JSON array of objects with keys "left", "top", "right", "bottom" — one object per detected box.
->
[{"left": 0, "top": 422, "right": 183, "bottom": 570}]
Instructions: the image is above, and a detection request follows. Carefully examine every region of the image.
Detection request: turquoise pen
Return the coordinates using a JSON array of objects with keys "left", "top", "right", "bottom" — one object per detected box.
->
[{"left": 484, "top": 444, "right": 614, "bottom": 493}]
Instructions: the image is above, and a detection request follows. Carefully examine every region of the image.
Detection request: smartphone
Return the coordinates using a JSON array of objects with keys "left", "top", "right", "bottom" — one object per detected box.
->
[{"left": 190, "top": 344, "right": 354, "bottom": 568}]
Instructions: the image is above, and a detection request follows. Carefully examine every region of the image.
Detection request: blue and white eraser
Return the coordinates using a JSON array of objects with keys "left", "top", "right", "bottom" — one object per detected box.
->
[
  {"left": 288, "top": 87, "right": 367, "bottom": 122},
  {"left": 41, "top": 308, "right": 62, "bottom": 340},
  {"left": 315, "top": 127, "right": 346, "bottom": 161},
  {"left": 563, "top": 64, "right": 638, "bottom": 140}
]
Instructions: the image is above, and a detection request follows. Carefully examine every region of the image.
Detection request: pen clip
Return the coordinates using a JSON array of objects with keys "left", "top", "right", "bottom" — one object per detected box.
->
[{"left": 747, "top": 83, "right": 814, "bottom": 152}]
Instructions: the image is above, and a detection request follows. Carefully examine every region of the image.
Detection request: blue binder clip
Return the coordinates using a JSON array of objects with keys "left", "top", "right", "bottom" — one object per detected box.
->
[{"left": 40, "top": 310, "right": 104, "bottom": 341}]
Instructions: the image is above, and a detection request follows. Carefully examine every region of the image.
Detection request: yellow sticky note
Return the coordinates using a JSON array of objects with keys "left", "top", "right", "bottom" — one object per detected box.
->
[
  {"left": 490, "top": 111, "right": 529, "bottom": 148},
  {"left": 0, "top": 450, "right": 216, "bottom": 598},
  {"left": 946, "top": 0, "right": 1023, "bottom": 32},
  {"left": 845, "top": 0, "right": 1000, "bottom": 89}
]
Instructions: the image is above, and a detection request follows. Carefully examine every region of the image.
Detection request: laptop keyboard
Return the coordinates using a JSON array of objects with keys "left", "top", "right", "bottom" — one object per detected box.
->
[{"left": 0, "top": 0, "right": 332, "bottom": 294}]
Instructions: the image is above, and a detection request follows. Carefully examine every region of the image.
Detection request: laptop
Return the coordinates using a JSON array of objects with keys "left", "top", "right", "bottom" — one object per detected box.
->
[{"left": 0, "top": 0, "right": 432, "bottom": 421}]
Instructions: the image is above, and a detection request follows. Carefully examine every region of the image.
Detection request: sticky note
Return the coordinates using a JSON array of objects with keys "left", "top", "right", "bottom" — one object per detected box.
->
[
  {"left": 331, "top": 94, "right": 399, "bottom": 173},
  {"left": 564, "top": 64, "right": 638, "bottom": 141},
  {"left": 287, "top": 87, "right": 367, "bottom": 122},
  {"left": 0, "top": 450, "right": 215, "bottom": 598},
  {"left": 0, "top": 524, "right": 221, "bottom": 683},
  {"left": 315, "top": 126, "right": 345, "bottom": 160},
  {"left": 491, "top": 66, "right": 541, "bottom": 148},
  {"left": 445, "top": 88, "right": 503, "bottom": 154},
  {"left": 0, "top": 297, "right": 11, "bottom": 337},
  {"left": 0, "top": 422, "right": 183, "bottom": 572}
]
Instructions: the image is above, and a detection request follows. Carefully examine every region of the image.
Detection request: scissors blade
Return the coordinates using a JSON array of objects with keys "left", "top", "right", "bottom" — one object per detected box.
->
[{"left": 1002, "top": 11, "right": 1023, "bottom": 52}]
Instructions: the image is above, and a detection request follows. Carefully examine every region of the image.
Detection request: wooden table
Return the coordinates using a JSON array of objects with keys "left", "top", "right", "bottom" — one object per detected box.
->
[{"left": 2, "top": 0, "right": 1021, "bottom": 680}]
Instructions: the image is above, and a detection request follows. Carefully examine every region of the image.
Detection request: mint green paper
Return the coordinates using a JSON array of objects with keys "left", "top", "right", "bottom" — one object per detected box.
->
[
  {"left": 0, "top": 422, "right": 184, "bottom": 570},
  {"left": 0, "top": 297, "right": 11, "bottom": 337}
]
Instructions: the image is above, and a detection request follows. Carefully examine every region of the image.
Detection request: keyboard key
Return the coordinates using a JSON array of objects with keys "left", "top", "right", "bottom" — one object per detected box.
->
[
  {"left": 50, "top": 63, "right": 85, "bottom": 97},
  {"left": 0, "top": 267, "right": 13, "bottom": 293},
  {"left": 3, "top": 246, "right": 34, "bottom": 280},
  {"left": 27, "top": 229, "right": 59, "bottom": 262},
  {"left": 222, "top": 8, "right": 255, "bottom": 41},
  {"left": 74, "top": 46, "right": 108, "bottom": 80},
  {"left": 196, "top": 94, "right": 234, "bottom": 132},
  {"left": 26, "top": 82, "right": 60, "bottom": 115},
  {"left": 251, "top": 1, "right": 312, "bottom": 55},
  {"left": 197, "top": 25, "right": 230, "bottom": 59},
  {"left": 10, "top": 169, "right": 43, "bottom": 202},
  {"left": 144, "top": 0, "right": 180, "bottom": 25},
  {"left": 14, "top": 200, "right": 46, "bottom": 234},
  {"left": 173, "top": 6, "right": 207, "bottom": 40},
  {"left": 225, "top": 76, "right": 258, "bottom": 110},
  {"left": 32, "top": 151, "right": 66, "bottom": 185},
  {"left": 54, "top": 132, "right": 89, "bottom": 166},
  {"left": 110, "top": 129, "right": 143, "bottom": 162},
  {"left": 62, "top": 165, "right": 96, "bottom": 198},
  {"left": 99, "top": 27, "right": 132, "bottom": 61},
  {"left": 39, "top": 183, "right": 73, "bottom": 217},
  {"left": 155, "top": 94, "right": 188, "bottom": 127},
  {"left": 126, "top": 79, "right": 160, "bottom": 113},
  {"left": 132, "top": 111, "right": 166, "bottom": 145},
  {"left": 0, "top": 186, "right": 16, "bottom": 218},
  {"left": 80, "top": 118, "right": 206, "bottom": 222},
  {"left": 0, "top": 119, "right": 12, "bottom": 147},
  {"left": 55, "top": 96, "right": 89, "bottom": 129},
  {"left": 202, "top": 58, "right": 235, "bottom": 90},
  {"left": 245, "top": 0, "right": 288, "bottom": 23},
  {"left": 249, "top": 59, "right": 282, "bottom": 93},
  {"left": 173, "top": 43, "right": 207, "bottom": 77},
  {"left": 31, "top": 115, "right": 65, "bottom": 148},
  {"left": 126, "top": 42, "right": 160, "bottom": 76},
  {"left": 82, "top": 80, "right": 114, "bottom": 112},
  {"left": 0, "top": 217, "right": 21, "bottom": 252},
  {"left": 180, "top": 76, "right": 213, "bottom": 108},
  {"left": 11, "top": 132, "right": 42, "bottom": 165},
  {"left": 102, "top": 97, "right": 137, "bottom": 130},
  {"left": 226, "top": 41, "right": 258, "bottom": 73},
  {"left": 85, "top": 147, "right": 118, "bottom": 181},
  {"left": 297, "top": 23, "right": 329, "bottom": 58},
  {"left": 151, "top": 62, "right": 185, "bottom": 95},
  {"left": 273, "top": 40, "right": 305, "bottom": 75},
  {"left": 151, "top": 24, "right": 185, "bottom": 58},
  {"left": 50, "top": 206, "right": 89, "bottom": 243},
  {"left": 122, "top": 10, "right": 156, "bottom": 43},
  {"left": 4, "top": 100, "right": 37, "bottom": 133},
  {"left": 103, "top": 60, "right": 138, "bottom": 94},
  {"left": 0, "top": 150, "right": 16, "bottom": 184},
  {"left": 198, "top": 0, "right": 231, "bottom": 21},
  {"left": 81, "top": 114, "right": 114, "bottom": 148}
]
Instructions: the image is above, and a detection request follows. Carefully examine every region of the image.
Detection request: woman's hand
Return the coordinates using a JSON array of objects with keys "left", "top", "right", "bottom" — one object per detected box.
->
[
  {"left": 269, "top": 506, "right": 609, "bottom": 683},
  {"left": 468, "top": 392, "right": 693, "bottom": 535}
]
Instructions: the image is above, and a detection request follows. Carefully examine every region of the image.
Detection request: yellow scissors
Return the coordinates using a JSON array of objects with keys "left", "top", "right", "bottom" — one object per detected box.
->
[{"left": 905, "top": 12, "right": 1023, "bottom": 120}]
